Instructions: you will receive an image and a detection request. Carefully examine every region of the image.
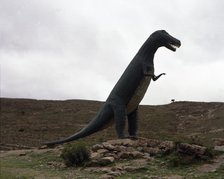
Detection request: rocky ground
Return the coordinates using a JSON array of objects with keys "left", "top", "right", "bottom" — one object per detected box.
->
[
  {"left": 86, "top": 138, "right": 224, "bottom": 178},
  {"left": 1, "top": 138, "right": 224, "bottom": 178}
]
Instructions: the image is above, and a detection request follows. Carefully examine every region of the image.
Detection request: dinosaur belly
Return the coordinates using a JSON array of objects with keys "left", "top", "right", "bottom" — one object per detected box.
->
[{"left": 127, "top": 76, "right": 152, "bottom": 113}]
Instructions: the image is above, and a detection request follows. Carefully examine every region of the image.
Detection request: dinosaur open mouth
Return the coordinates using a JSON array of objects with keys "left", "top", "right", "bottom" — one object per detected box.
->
[{"left": 168, "top": 42, "right": 181, "bottom": 51}]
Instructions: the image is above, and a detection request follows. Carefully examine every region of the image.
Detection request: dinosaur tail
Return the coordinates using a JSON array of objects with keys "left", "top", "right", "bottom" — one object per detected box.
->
[
  {"left": 42, "top": 125, "right": 96, "bottom": 146},
  {"left": 42, "top": 104, "right": 113, "bottom": 146}
]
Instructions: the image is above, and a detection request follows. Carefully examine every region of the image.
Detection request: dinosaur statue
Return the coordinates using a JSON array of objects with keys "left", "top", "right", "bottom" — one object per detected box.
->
[{"left": 43, "top": 30, "right": 181, "bottom": 146}]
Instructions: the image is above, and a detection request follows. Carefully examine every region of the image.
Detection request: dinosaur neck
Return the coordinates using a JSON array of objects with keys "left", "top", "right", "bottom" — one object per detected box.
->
[{"left": 137, "top": 37, "right": 158, "bottom": 66}]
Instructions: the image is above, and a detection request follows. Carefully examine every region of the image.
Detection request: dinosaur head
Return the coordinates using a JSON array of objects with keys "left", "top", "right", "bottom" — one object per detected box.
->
[{"left": 151, "top": 30, "right": 181, "bottom": 51}]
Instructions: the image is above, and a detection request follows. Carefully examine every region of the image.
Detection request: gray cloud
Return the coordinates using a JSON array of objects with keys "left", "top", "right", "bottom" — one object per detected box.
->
[
  {"left": 1, "top": 0, "right": 224, "bottom": 104},
  {"left": 0, "top": 0, "right": 60, "bottom": 52}
]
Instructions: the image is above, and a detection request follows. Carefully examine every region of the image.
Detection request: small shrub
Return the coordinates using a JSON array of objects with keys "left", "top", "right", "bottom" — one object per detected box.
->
[
  {"left": 60, "top": 141, "right": 90, "bottom": 167},
  {"left": 166, "top": 152, "right": 195, "bottom": 167},
  {"left": 204, "top": 147, "right": 215, "bottom": 159},
  {"left": 166, "top": 142, "right": 214, "bottom": 167},
  {"left": 189, "top": 135, "right": 203, "bottom": 146}
]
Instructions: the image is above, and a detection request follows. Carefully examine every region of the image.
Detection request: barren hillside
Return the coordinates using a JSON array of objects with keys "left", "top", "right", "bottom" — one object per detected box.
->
[{"left": 1, "top": 98, "right": 224, "bottom": 149}]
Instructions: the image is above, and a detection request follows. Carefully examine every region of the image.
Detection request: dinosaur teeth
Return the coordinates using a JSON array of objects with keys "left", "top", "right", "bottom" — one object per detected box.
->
[{"left": 170, "top": 44, "right": 177, "bottom": 49}]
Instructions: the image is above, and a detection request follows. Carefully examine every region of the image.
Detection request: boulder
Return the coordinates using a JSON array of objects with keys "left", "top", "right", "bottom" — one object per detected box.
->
[
  {"left": 100, "top": 157, "right": 115, "bottom": 163},
  {"left": 92, "top": 144, "right": 104, "bottom": 152},
  {"left": 97, "top": 149, "right": 109, "bottom": 155},
  {"left": 213, "top": 138, "right": 224, "bottom": 146},
  {"left": 129, "top": 151, "right": 145, "bottom": 158},
  {"left": 102, "top": 142, "right": 116, "bottom": 151},
  {"left": 91, "top": 152, "right": 101, "bottom": 160},
  {"left": 177, "top": 143, "right": 207, "bottom": 157}
]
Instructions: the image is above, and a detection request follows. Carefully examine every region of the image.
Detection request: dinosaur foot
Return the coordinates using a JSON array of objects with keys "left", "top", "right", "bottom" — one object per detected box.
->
[{"left": 127, "top": 135, "right": 139, "bottom": 140}]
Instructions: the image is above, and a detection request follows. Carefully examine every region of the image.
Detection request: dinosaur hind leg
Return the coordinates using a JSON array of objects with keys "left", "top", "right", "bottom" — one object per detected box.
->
[
  {"left": 112, "top": 104, "right": 127, "bottom": 139},
  {"left": 128, "top": 108, "right": 138, "bottom": 137}
]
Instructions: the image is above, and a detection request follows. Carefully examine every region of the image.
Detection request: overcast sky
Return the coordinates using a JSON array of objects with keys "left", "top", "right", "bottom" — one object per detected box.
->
[{"left": 1, "top": 0, "right": 224, "bottom": 105}]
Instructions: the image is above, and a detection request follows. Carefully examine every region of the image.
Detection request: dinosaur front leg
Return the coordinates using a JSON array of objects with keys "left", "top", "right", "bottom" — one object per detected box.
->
[
  {"left": 152, "top": 73, "right": 166, "bottom": 81},
  {"left": 128, "top": 108, "right": 138, "bottom": 137}
]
